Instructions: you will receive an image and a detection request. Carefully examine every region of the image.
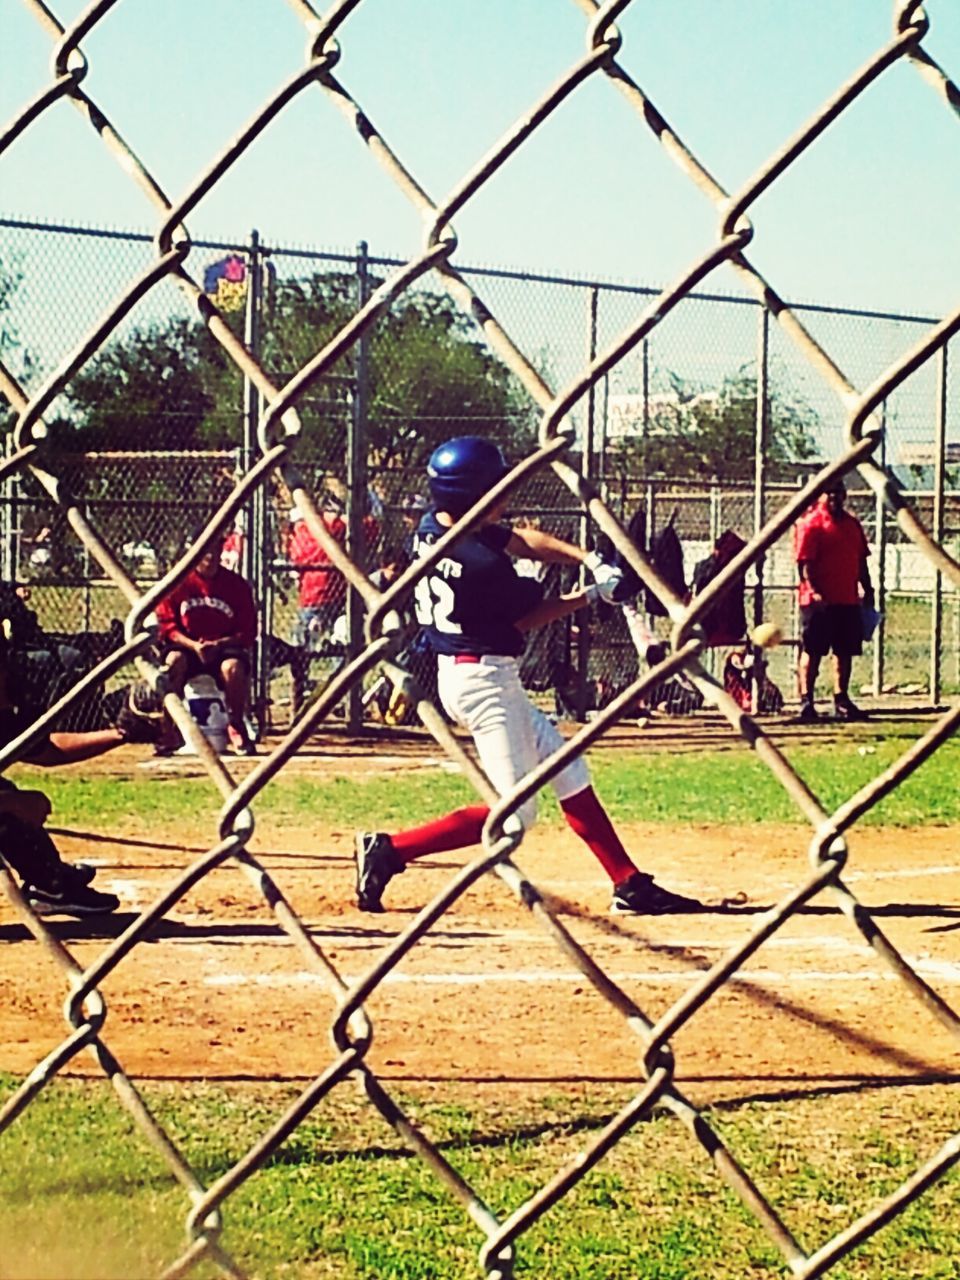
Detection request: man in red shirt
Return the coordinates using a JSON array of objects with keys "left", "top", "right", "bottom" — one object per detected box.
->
[
  {"left": 156, "top": 531, "right": 259, "bottom": 754},
  {"left": 795, "top": 480, "right": 873, "bottom": 723},
  {"left": 285, "top": 497, "right": 380, "bottom": 714},
  {"left": 287, "top": 506, "right": 349, "bottom": 648}
]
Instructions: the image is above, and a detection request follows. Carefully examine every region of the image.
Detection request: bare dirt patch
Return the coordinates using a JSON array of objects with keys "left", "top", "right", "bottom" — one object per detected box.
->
[{"left": 2, "top": 776, "right": 958, "bottom": 1108}]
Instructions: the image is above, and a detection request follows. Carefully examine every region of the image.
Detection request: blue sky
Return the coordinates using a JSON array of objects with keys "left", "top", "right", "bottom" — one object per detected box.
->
[{"left": 2, "top": 0, "right": 959, "bottom": 320}]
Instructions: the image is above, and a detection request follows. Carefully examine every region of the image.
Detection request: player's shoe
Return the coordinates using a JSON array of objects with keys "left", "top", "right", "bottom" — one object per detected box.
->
[
  {"left": 62, "top": 861, "right": 97, "bottom": 887},
  {"left": 834, "top": 694, "right": 867, "bottom": 721},
  {"left": 355, "top": 832, "right": 403, "bottom": 912},
  {"left": 796, "top": 699, "right": 819, "bottom": 724},
  {"left": 227, "top": 723, "right": 258, "bottom": 756},
  {"left": 24, "top": 882, "right": 120, "bottom": 918},
  {"left": 611, "top": 872, "right": 703, "bottom": 915}
]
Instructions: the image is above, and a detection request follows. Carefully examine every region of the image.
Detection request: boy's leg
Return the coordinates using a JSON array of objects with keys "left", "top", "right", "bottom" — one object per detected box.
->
[
  {"left": 0, "top": 815, "right": 119, "bottom": 916},
  {"left": 525, "top": 697, "right": 703, "bottom": 913},
  {"left": 356, "top": 657, "right": 538, "bottom": 911},
  {"left": 0, "top": 814, "right": 62, "bottom": 887}
]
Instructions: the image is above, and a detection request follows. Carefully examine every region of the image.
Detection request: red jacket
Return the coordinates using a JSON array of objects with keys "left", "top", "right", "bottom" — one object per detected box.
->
[
  {"left": 287, "top": 513, "right": 379, "bottom": 608},
  {"left": 157, "top": 566, "right": 257, "bottom": 646}
]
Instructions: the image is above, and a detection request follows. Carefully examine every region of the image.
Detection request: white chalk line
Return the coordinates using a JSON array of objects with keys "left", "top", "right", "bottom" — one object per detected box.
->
[
  {"left": 203, "top": 959, "right": 960, "bottom": 988},
  {"left": 97, "top": 860, "right": 959, "bottom": 916},
  {"left": 158, "top": 930, "right": 871, "bottom": 953},
  {"left": 845, "top": 865, "right": 959, "bottom": 881}
]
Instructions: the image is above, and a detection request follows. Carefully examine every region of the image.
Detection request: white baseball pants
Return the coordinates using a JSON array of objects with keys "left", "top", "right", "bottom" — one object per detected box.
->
[{"left": 437, "top": 653, "right": 589, "bottom": 830}]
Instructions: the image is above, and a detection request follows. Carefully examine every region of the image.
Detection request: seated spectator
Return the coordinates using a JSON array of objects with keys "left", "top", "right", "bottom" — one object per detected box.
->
[
  {"left": 27, "top": 526, "right": 52, "bottom": 569},
  {"left": 0, "top": 582, "right": 131, "bottom": 732},
  {"left": 155, "top": 530, "right": 258, "bottom": 755},
  {"left": 723, "top": 646, "right": 785, "bottom": 714}
]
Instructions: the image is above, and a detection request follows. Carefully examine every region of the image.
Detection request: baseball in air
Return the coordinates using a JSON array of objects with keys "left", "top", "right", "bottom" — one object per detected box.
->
[{"left": 750, "top": 622, "right": 783, "bottom": 649}]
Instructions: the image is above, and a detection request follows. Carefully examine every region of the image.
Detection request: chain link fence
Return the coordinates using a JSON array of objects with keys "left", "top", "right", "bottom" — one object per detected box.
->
[
  {"left": 2, "top": 217, "right": 958, "bottom": 730},
  {"left": 1, "top": 1, "right": 960, "bottom": 1278}
]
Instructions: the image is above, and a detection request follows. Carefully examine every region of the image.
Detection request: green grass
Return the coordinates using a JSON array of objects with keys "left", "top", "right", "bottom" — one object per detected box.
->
[
  {"left": 3, "top": 726, "right": 959, "bottom": 1276},
  {"left": 10, "top": 731, "right": 960, "bottom": 833},
  {"left": 1, "top": 1076, "right": 958, "bottom": 1278}
]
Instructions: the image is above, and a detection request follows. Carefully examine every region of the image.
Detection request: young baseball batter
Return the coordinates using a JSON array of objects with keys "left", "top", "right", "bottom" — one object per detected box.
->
[{"left": 355, "top": 435, "right": 702, "bottom": 916}]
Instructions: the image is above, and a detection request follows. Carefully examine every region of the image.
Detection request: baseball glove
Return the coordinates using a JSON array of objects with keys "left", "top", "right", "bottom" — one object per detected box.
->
[{"left": 115, "top": 680, "right": 166, "bottom": 744}]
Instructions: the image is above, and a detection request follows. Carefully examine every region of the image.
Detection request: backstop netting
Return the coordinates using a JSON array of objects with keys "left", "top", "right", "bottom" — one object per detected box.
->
[{"left": 1, "top": 2, "right": 959, "bottom": 1277}]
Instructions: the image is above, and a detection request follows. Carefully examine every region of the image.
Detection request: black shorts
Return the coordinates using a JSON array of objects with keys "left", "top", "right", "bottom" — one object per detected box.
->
[
  {"left": 800, "top": 604, "right": 862, "bottom": 659},
  {"left": 161, "top": 641, "right": 251, "bottom": 680}
]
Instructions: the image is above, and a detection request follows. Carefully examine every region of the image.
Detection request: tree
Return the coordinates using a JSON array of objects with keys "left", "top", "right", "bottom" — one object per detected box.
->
[
  {"left": 257, "top": 272, "right": 535, "bottom": 469},
  {"left": 0, "top": 253, "right": 25, "bottom": 361},
  {"left": 66, "top": 272, "right": 536, "bottom": 467},
  {"left": 614, "top": 367, "right": 819, "bottom": 481},
  {"left": 0, "top": 252, "right": 31, "bottom": 437},
  {"left": 66, "top": 315, "right": 230, "bottom": 451}
]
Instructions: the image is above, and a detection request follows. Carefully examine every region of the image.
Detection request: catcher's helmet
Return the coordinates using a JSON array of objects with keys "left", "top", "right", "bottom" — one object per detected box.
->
[{"left": 427, "top": 436, "right": 509, "bottom": 516}]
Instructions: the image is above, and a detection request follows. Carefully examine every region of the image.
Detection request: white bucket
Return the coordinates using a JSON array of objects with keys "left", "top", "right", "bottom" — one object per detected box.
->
[{"left": 181, "top": 674, "right": 229, "bottom": 754}]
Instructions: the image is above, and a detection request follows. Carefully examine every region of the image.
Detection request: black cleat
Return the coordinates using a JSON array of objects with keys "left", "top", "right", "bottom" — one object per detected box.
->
[
  {"left": 795, "top": 700, "right": 819, "bottom": 724},
  {"left": 62, "top": 861, "right": 97, "bottom": 887},
  {"left": 611, "top": 872, "right": 704, "bottom": 915},
  {"left": 25, "top": 882, "right": 120, "bottom": 918},
  {"left": 834, "top": 694, "right": 867, "bottom": 722},
  {"left": 355, "top": 831, "right": 402, "bottom": 912}
]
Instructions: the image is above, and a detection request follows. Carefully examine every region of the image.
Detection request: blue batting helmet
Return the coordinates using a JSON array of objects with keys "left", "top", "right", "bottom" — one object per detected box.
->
[{"left": 427, "top": 436, "right": 509, "bottom": 515}]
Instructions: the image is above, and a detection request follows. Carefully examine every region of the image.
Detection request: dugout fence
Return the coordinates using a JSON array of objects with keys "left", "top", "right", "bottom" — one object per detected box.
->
[
  {"left": 2, "top": 217, "right": 958, "bottom": 728},
  {"left": 2, "top": 2, "right": 960, "bottom": 1278}
]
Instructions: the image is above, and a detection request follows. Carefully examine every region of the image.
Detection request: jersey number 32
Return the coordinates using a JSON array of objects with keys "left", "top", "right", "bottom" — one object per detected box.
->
[{"left": 414, "top": 574, "right": 460, "bottom": 634}]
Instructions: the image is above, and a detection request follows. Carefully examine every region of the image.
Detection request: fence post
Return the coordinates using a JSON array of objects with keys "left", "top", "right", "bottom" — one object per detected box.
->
[
  {"left": 709, "top": 475, "right": 721, "bottom": 546},
  {"left": 242, "top": 229, "right": 269, "bottom": 733},
  {"left": 872, "top": 402, "right": 887, "bottom": 701},
  {"left": 751, "top": 308, "right": 769, "bottom": 712},
  {"left": 930, "top": 345, "right": 947, "bottom": 706},
  {"left": 576, "top": 285, "right": 600, "bottom": 722},
  {"left": 347, "top": 240, "right": 371, "bottom": 732},
  {"left": 641, "top": 335, "right": 650, "bottom": 440},
  {"left": 598, "top": 372, "right": 609, "bottom": 489},
  {"left": 0, "top": 433, "right": 14, "bottom": 582}
]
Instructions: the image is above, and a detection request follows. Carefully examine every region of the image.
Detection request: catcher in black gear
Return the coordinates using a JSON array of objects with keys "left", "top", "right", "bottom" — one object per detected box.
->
[{"left": 0, "top": 624, "right": 163, "bottom": 916}]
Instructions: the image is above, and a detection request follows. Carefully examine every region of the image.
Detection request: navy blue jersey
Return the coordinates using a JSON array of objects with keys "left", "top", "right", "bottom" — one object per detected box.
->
[{"left": 413, "top": 511, "right": 544, "bottom": 656}]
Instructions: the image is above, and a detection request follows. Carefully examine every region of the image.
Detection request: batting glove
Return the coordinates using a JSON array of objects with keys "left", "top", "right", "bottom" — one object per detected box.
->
[{"left": 583, "top": 550, "right": 625, "bottom": 605}]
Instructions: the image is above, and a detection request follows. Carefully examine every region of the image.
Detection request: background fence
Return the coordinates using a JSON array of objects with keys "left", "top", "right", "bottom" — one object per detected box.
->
[
  {"left": 1, "top": 216, "right": 957, "bottom": 729},
  {"left": 4, "top": 3, "right": 960, "bottom": 1279}
]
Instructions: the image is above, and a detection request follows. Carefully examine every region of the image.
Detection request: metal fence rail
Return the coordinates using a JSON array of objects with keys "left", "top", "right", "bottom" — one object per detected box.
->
[
  {"left": 1, "top": 2, "right": 959, "bottom": 1278},
  {"left": 2, "top": 216, "right": 957, "bottom": 727}
]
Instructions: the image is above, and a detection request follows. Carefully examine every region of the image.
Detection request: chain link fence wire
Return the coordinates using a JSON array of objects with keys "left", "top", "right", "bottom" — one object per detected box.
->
[
  {"left": 3, "top": 223, "right": 958, "bottom": 728},
  {"left": 1, "top": 0, "right": 959, "bottom": 1276}
]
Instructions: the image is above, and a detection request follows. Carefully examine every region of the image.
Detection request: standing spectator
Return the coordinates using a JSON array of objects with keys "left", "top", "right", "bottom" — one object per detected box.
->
[
  {"left": 399, "top": 494, "right": 428, "bottom": 561},
  {"left": 220, "top": 514, "right": 246, "bottom": 574},
  {"left": 156, "top": 530, "right": 259, "bottom": 754},
  {"left": 795, "top": 480, "right": 873, "bottom": 723},
  {"left": 510, "top": 516, "right": 548, "bottom": 583},
  {"left": 286, "top": 498, "right": 350, "bottom": 653},
  {"left": 285, "top": 487, "right": 380, "bottom": 712}
]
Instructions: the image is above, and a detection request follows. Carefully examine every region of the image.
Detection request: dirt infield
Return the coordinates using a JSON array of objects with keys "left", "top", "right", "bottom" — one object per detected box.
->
[{"left": 1, "top": 719, "right": 959, "bottom": 1108}]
